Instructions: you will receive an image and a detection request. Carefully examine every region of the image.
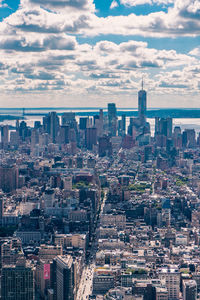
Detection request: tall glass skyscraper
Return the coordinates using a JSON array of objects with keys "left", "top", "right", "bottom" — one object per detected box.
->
[
  {"left": 138, "top": 81, "right": 147, "bottom": 126},
  {"left": 108, "top": 103, "right": 117, "bottom": 136}
]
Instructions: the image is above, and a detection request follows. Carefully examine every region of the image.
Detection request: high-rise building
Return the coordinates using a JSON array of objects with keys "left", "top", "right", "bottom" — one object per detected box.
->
[
  {"left": 138, "top": 80, "right": 147, "bottom": 126},
  {"left": 182, "top": 129, "right": 196, "bottom": 148},
  {"left": 159, "top": 266, "right": 180, "bottom": 300},
  {"left": 38, "top": 245, "right": 63, "bottom": 260},
  {"left": 35, "top": 260, "right": 53, "bottom": 299},
  {"left": 43, "top": 188, "right": 55, "bottom": 209},
  {"left": 99, "top": 109, "right": 104, "bottom": 137},
  {"left": 79, "top": 117, "right": 88, "bottom": 130},
  {"left": 108, "top": 103, "right": 117, "bottom": 136},
  {"left": 173, "top": 126, "right": 182, "bottom": 148},
  {"left": 1, "top": 238, "right": 22, "bottom": 266},
  {"left": 85, "top": 127, "right": 97, "bottom": 150},
  {"left": 1, "top": 125, "right": 9, "bottom": 147},
  {"left": 76, "top": 156, "right": 83, "bottom": 168},
  {"left": 50, "top": 112, "right": 60, "bottom": 143},
  {"left": 43, "top": 112, "right": 60, "bottom": 143},
  {"left": 98, "top": 136, "right": 112, "bottom": 157},
  {"left": 118, "top": 114, "right": 127, "bottom": 136},
  {"left": 31, "top": 128, "right": 39, "bottom": 149},
  {"left": 0, "top": 165, "right": 18, "bottom": 193},
  {"left": 1, "top": 263, "right": 35, "bottom": 300},
  {"left": 53, "top": 255, "right": 74, "bottom": 300},
  {"left": 0, "top": 191, "right": 4, "bottom": 221},
  {"left": 155, "top": 118, "right": 173, "bottom": 138},
  {"left": 61, "top": 113, "right": 78, "bottom": 141},
  {"left": 58, "top": 125, "right": 70, "bottom": 144},
  {"left": 63, "top": 176, "right": 72, "bottom": 191},
  {"left": 122, "top": 114, "right": 126, "bottom": 135},
  {"left": 62, "top": 113, "right": 76, "bottom": 126},
  {"left": 183, "top": 280, "right": 197, "bottom": 300}
]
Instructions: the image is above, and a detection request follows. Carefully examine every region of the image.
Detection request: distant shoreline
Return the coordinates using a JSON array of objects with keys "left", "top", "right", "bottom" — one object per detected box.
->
[{"left": 0, "top": 109, "right": 200, "bottom": 120}]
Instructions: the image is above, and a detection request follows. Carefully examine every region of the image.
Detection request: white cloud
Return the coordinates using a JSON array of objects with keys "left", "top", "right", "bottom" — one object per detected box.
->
[
  {"left": 21, "top": 0, "right": 95, "bottom": 13},
  {"left": 3, "top": 0, "right": 200, "bottom": 38},
  {"left": 0, "top": 0, "right": 199, "bottom": 107},
  {"left": 0, "top": 0, "right": 8, "bottom": 8},
  {"left": 110, "top": 1, "right": 119, "bottom": 9},
  {"left": 189, "top": 47, "right": 200, "bottom": 56},
  {"left": 84, "top": 0, "right": 200, "bottom": 37},
  {"left": 120, "top": 0, "right": 173, "bottom": 7}
]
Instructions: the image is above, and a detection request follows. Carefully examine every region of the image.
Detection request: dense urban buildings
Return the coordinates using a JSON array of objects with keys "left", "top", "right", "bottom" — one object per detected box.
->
[{"left": 1, "top": 85, "right": 200, "bottom": 299}]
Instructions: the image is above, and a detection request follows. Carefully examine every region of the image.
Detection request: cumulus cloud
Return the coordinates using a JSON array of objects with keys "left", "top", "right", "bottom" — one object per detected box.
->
[
  {"left": 110, "top": 1, "right": 119, "bottom": 9},
  {"left": 84, "top": 0, "right": 200, "bottom": 37},
  {"left": 5, "top": 7, "right": 91, "bottom": 34},
  {"left": 0, "top": 33, "right": 76, "bottom": 52},
  {"left": 0, "top": 0, "right": 8, "bottom": 8},
  {"left": 0, "top": 0, "right": 199, "bottom": 106},
  {"left": 0, "top": 35, "right": 197, "bottom": 96},
  {"left": 21, "top": 0, "right": 95, "bottom": 12},
  {"left": 3, "top": 0, "right": 200, "bottom": 38},
  {"left": 120, "top": 0, "right": 174, "bottom": 7},
  {"left": 189, "top": 47, "right": 200, "bottom": 56}
]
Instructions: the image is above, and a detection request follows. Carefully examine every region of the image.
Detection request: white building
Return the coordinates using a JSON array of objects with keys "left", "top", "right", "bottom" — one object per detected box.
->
[{"left": 159, "top": 266, "right": 180, "bottom": 300}]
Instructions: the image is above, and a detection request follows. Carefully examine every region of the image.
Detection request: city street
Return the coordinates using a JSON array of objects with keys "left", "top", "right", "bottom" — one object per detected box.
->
[{"left": 76, "top": 189, "right": 108, "bottom": 300}]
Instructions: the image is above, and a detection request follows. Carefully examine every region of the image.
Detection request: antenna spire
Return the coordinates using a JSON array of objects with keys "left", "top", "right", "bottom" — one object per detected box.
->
[{"left": 142, "top": 77, "right": 144, "bottom": 90}]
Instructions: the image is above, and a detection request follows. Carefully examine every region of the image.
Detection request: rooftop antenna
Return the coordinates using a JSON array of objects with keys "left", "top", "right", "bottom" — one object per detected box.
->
[{"left": 142, "top": 77, "right": 144, "bottom": 90}]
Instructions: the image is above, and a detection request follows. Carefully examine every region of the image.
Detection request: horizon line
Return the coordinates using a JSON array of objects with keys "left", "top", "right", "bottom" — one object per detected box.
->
[{"left": 0, "top": 107, "right": 200, "bottom": 110}]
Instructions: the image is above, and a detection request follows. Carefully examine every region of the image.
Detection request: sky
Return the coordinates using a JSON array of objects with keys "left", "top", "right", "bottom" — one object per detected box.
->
[{"left": 0, "top": 0, "right": 199, "bottom": 108}]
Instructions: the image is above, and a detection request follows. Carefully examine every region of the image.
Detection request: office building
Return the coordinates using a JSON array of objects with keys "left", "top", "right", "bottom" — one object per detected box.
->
[
  {"left": 58, "top": 125, "right": 70, "bottom": 144},
  {"left": 122, "top": 114, "right": 126, "bottom": 135},
  {"left": 85, "top": 127, "right": 97, "bottom": 150},
  {"left": 50, "top": 112, "right": 60, "bottom": 143},
  {"left": 79, "top": 117, "right": 88, "bottom": 130},
  {"left": 62, "top": 113, "right": 76, "bottom": 126},
  {"left": 54, "top": 255, "right": 74, "bottom": 300},
  {"left": 43, "top": 188, "right": 55, "bottom": 209},
  {"left": 1, "top": 263, "right": 35, "bottom": 300},
  {"left": 155, "top": 117, "right": 173, "bottom": 138},
  {"left": 138, "top": 81, "right": 147, "bottom": 126},
  {"left": 159, "top": 266, "right": 180, "bottom": 300},
  {"left": 98, "top": 136, "right": 112, "bottom": 157},
  {"left": 1, "top": 125, "right": 9, "bottom": 147},
  {"left": 182, "top": 129, "right": 196, "bottom": 148},
  {"left": 108, "top": 103, "right": 117, "bottom": 136},
  {"left": 183, "top": 280, "right": 197, "bottom": 300},
  {"left": 0, "top": 165, "right": 18, "bottom": 193}
]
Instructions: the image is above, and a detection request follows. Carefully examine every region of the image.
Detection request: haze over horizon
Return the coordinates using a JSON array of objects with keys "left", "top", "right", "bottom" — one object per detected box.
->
[{"left": 0, "top": 0, "right": 199, "bottom": 108}]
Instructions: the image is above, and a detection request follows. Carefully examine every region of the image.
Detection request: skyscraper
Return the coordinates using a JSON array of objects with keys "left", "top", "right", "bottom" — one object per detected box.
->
[
  {"left": 50, "top": 112, "right": 60, "bottom": 143},
  {"left": 1, "top": 125, "right": 9, "bottom": 147},
  {"left": 108, "top": 103, "right": 117, "bottom": 136},
  {"left": 159, "top": 266, "right": 180, "bottom": 300},
  {"left": 1, "top": 263, "right": 35, "bottom": 300},
  {"left": 183, "top": 280, "right": 197, "bottom": 300},
  {"left": 85, "top": 127, "right": 97, "bottom": 150},
  {"left": 182, "top": 129, "right": 196, "bottom": 148},
  {"left": 122, "top": 114, "right": 126, "bottom": 135},
  {"left": 155, "top": 117, "right": 173, "bottom": 138},
  {"left": 53, "top": 255, "right": 74, "bottom": 300},
  {"left": 0, "top": 165, "right": 18, "bottom": 193},
  {"left": 138, "top": 80, "right": 147, "bottom": 126},
  {"left": 98, "top": 136, "right": 112, "bottom": 157}
]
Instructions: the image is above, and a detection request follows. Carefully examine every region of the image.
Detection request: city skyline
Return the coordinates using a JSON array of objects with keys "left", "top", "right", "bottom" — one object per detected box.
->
[{"left": 0, "top": 0, "right": 199, "bottom": 108}]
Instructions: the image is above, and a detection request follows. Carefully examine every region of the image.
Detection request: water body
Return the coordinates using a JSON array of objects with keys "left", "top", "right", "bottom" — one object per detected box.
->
[{"left": 1, "top": 108, "right": 200, "bottom": 136}]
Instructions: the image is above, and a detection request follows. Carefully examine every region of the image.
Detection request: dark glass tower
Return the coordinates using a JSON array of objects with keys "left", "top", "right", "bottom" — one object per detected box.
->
[
  {"left": 108, "top": 103, "right": 117, "bottom": 136},
  {"left": 138, "top": 80, "right": 147, "bottom": 126}
]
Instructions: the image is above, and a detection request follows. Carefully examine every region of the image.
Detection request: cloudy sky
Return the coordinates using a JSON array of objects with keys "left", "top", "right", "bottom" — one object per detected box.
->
[{"left": 0, "top": 0, "right": 199, "bottom": 108}]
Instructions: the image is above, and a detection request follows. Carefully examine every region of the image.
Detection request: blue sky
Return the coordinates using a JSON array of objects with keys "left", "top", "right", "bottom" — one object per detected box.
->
[{"left": 0, "top": 0, "right": 199, "bottom": 108}]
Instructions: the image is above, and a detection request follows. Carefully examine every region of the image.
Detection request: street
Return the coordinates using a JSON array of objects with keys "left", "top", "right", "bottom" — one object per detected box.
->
[{"left": 76, "top": 188, "right": 108, "bottom": 300}]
